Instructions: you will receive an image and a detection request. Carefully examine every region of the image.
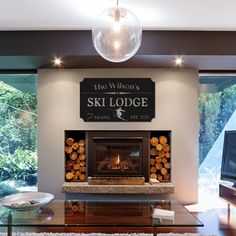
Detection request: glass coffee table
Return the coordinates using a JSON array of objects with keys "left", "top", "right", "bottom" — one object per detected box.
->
[{"left": 0, "top": 200, "right": 203, "bottom": 236}]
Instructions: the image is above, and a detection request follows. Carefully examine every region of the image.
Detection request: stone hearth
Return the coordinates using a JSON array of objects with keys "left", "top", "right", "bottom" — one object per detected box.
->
[{"left": 62, "top": 182, "right": 174, "bottom": 194}]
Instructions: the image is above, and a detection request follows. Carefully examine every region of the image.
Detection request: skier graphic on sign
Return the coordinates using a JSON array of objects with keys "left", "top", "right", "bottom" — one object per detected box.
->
[{"left": 115, "top": 107, "right": 126, "bottom": 121}]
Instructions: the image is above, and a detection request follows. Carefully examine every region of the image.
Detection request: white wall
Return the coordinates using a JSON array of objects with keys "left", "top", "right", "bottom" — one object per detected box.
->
[{"left": 38, "top": 68, "right": 199, "bottom": 204}]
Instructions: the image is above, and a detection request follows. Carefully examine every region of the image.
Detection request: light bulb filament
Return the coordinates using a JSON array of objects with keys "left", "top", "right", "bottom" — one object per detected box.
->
[
  {"left": 115, "top": 7, "right": 120, "bottom": 22},
  {"left": 113, "top": 7, "right": 121, "bottom": 32}
]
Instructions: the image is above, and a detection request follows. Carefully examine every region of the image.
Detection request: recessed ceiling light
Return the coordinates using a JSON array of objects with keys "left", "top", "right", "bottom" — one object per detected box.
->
[
  {"left": 53, "top": 57, "right": 63, "bottom": 67},
  {"left": 175, "top": 57, "right": 183, "bottom": 66}
]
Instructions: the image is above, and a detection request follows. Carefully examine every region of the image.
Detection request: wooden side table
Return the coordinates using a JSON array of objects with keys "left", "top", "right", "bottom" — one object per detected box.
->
[
  {"left": 219, "top": 182, "right": 236, "bottom": 207},
  {"left": 219, "top": 181, "right": 236, "bottom": 223}
]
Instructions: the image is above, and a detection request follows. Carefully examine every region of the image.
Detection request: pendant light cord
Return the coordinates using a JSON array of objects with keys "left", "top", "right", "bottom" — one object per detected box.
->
[{"left": 117, "top": 0, "right": 119, "bottom": 7}]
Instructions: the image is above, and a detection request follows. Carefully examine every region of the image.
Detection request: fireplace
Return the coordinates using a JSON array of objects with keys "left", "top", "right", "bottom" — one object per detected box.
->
[
  {"left": 64, "top": 130, "right": 171, "bottom": 184},
  {"left": 87, "top": 131, "right": 149, "bottom": 181}
]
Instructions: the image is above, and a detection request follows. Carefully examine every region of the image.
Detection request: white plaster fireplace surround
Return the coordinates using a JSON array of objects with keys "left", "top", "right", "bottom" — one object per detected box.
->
[{"left": 38, "top": 68, "right": 199, "bottom": 204}]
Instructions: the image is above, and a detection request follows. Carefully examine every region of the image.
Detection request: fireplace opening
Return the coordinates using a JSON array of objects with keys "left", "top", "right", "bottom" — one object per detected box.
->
[
  {"left": 95, "top": 138, "right": 142, "bottom": 173},
  {"left": 87, "top": 131, "right": 149, "bottom": 181}
]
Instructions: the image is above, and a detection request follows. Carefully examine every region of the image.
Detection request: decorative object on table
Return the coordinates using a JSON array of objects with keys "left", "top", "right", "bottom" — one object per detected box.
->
[
  {"left": 0, "top": 192, "right": 54, "bottom": 211},
  {"left": 152, "top": 208, "right": 175, "bottom": 220},
  {"left": 92, "top": 0, "right": 142, "bottom": 63}
]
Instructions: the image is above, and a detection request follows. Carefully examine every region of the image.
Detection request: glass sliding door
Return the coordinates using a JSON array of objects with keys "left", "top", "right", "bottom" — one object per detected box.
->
[{"left": 199, "top": 75, "right": 236, "bottom": 203}]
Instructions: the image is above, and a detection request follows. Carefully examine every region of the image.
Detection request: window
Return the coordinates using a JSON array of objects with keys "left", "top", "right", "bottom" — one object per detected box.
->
[
  {"left": 199, "top": 75, "right": 236, "bottom": 203},
  {"left": 0, "top": 74, "right": 37, "bottom": 197}
]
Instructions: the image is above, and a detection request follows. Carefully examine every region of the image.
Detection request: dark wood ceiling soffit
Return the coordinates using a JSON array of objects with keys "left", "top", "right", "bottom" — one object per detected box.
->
[
  {"left": 1, "top": 31, "right": 236, "bottom": 70},
  {"left": 1, "top": 30, "right": 236, "bottom": 56}
]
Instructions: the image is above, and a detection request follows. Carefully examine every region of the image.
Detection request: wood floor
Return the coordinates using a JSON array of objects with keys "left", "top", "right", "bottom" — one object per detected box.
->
[{"left": 193, "top": 205, "right": 236, "bottom": 236}]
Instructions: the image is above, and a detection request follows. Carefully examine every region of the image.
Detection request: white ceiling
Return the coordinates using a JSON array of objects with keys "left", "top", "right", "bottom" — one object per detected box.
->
[{"left": 1, "top": 0, "right": 236, "bottom": 30}]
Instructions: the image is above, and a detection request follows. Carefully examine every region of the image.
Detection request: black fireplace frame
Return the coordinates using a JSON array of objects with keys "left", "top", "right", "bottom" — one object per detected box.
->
[{"left": 87, "top": 131, "right": 149, "bottom": 182}]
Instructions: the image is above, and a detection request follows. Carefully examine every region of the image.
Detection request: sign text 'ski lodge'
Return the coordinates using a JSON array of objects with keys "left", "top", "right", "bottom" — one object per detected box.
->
[{"left": 80, "top": 78, "right": 155, "bottom": 122}]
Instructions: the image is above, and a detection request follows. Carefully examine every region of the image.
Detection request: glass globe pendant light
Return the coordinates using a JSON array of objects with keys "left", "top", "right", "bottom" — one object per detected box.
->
[{"left": 92, "top": 0, "right": 142, "bottom": 63}]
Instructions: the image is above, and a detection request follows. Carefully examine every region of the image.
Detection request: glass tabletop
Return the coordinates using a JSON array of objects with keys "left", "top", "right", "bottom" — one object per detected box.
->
[{"left": 0, "top": 199, "right": 203, "bottom": 228}]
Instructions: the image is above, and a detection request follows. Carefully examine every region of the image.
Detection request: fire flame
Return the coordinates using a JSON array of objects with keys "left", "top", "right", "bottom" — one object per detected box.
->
[{"left": 115, "top": 154, "right": 120, "bottom": 165}]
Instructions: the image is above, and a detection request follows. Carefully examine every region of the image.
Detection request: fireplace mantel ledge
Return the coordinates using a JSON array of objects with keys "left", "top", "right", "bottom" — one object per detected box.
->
[{"left": 61, "top": 182, "right": 174, "bottom": 194}]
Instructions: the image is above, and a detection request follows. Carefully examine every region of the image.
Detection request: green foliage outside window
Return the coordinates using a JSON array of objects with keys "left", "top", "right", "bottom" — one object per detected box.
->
[
  {"left": 0, "top": 150, "right": 37, "bottom": 185},
  {"left": 0, "top": 80, "right": 37, "bottom": 190}
]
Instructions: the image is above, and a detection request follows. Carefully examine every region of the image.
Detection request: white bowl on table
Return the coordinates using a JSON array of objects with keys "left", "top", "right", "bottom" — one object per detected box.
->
[{"left": 0, "top": 192, "right": 54, "bottom": 211}]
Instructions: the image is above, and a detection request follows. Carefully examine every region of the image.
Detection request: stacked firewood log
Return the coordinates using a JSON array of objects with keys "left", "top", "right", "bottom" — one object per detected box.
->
[
  {"left": 149, "top": 135, "right": 171, "bottom": 182},
  {"left": 65, "top": 138, "right": 86, "bottom": 181},
  {"left": 65, "top": 201, "right": 85, "bottom": 215}
]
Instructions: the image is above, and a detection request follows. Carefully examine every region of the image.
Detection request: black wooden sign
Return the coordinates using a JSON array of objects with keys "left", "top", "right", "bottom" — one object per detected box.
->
[{"left": 80, "top": 78, "right": 155, "bottom": 122}]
